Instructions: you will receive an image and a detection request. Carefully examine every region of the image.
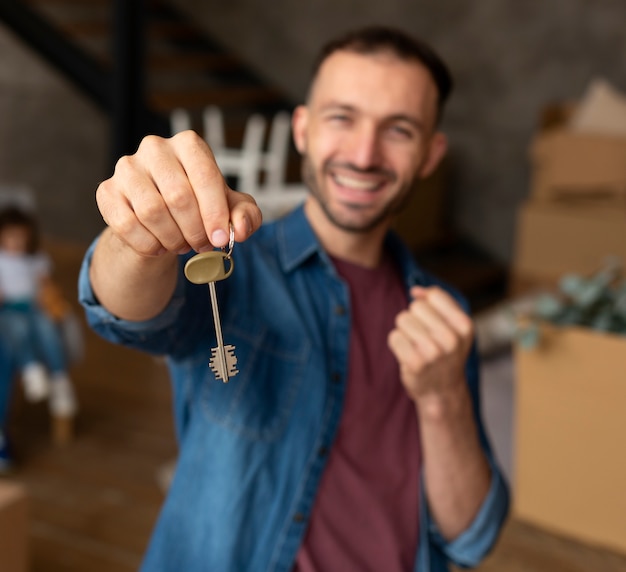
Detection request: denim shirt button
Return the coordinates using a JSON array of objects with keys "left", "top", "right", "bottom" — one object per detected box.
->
[
  {"left": 293, "top": 512, "right": 306, "bottom": 523},
  {"left": 331, "top": 372, "right": 341, "bottom": 384},
  {"left": 334, "top": 305, "right": 346, "bottom": 316},
  {"left": 317, "top": 446, "right": 329, "bottom": 457}
]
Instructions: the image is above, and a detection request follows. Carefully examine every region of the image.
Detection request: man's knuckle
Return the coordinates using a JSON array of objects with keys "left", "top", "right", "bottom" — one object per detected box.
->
[
  {"left": 136, "top": 238, "right": 161, "bottom": 257},
  {"left": 114, "top": 154, "right": 134, "bottom": 175},
  {"left": 186, "top": 229, "right": 210, "bottom": 250},
  {"left": 173, "top": 129, "right": 200, "bottom": 145},
  {"left": 111, "top": 210, "right": 137, "bottom": 237},
  {"left": 458, "top": 315, "right": 474, "bottom": 338},
  {"left": 134, "top": 197, "right": 164, "bottom": 224},
  {"left": 164, "top": 184, "right": 193, "bottom": 211},
  {"left": 138, "top": 134, "right": 163, "bottom": 153}
]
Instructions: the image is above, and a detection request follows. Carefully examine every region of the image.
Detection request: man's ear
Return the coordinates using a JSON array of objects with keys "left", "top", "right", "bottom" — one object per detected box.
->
[
  {"left": 418, "top": 132, "right": 448, "bottom": 179},
  {"left": 292, "top": 105, "right": 309, "bottom": 155}
]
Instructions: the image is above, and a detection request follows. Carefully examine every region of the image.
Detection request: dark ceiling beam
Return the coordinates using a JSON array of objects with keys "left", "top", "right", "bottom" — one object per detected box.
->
[{"left": 111, "top": 0, "right": 147, "bottom": 162}]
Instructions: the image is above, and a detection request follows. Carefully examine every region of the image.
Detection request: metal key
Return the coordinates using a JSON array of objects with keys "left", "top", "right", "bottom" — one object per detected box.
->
[
  {"left": 207, "top": 278, "right": 238, "bottom": 382},
  {"left": 184, "top": 228, "right": 239, "bottom": 382}
]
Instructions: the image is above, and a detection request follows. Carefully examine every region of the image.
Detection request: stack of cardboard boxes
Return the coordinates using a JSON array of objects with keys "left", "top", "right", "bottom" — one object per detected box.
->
[
  {"left": 512, "top": 80, "right": 626, "bottom": 556},
  {"left": 513, "top": 79, "right": 626, "bottom": 289}
]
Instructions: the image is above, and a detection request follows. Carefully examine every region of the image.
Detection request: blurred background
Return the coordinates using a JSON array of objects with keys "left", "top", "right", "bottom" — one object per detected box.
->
[{"left": 0, "top": 0, "right": 625, "bottom": 570}]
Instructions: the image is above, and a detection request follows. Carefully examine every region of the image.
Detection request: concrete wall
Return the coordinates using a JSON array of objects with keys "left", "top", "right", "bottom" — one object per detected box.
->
[
  {"left": 1, "top": 1, "right": 625, "bottom": 260},
  {"left": 0, "top": 23, "right": 107, "bottom": 244}
]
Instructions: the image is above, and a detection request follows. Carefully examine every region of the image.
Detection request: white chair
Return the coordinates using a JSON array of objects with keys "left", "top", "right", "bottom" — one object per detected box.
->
[
  {"left": 252, "top": 183, "right": 309, "bottom": 221},
  {"left": 202, "top": 105, "right": 226, "bottom": 151},
  {"left": 170, "top": 106, "right": 308, "bottom": 219},
  {"left": 202, "top": 106, "right": 297, "bottom": 195},
  {"left": 203, "top": 107, "right": 268, "bottom": 194},
  {"left": 254, "top": 111, "right": 308, "bottom": 219},
  {"left": 262, "top": 111, "right": 292, "bottom": 189},
  {"left": 170, "top": 107, "right": 193, "bottom": 134},
  {"left": 171, "top": 107, "right": 267, "bottom": 193}
]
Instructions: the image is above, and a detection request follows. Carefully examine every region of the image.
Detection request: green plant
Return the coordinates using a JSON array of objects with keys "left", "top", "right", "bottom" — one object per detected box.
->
[{"left": 516, "top": 256, "right": 626, "bottom": 349}]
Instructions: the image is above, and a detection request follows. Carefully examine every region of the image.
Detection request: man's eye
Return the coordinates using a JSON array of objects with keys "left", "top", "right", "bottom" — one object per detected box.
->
[
  {"left": 388, "top": 125, "right": 413, "bottom": 138},
  {"left": 328, "top": 114, "right": 350, "bottom": 123}
]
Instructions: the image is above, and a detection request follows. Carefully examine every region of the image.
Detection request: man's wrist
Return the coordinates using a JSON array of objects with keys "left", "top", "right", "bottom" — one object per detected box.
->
[{"left": 415, "top": 380, "right": 472, "bottom": 423}]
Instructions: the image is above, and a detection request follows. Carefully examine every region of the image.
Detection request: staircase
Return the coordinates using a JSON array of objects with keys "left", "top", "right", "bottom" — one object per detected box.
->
[{"left": 0, "top": 0, "right": 295, "bottom": 163}]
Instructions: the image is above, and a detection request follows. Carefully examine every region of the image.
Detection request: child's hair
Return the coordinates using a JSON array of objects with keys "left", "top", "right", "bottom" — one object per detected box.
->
[{"left": 0, "top": 206, "right": 40, "bottom": 254}]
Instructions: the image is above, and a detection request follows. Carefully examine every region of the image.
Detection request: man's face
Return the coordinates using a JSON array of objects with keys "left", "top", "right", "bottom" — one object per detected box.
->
[{"left": 293, "top": 49, "right": 446, "bottom": 235}]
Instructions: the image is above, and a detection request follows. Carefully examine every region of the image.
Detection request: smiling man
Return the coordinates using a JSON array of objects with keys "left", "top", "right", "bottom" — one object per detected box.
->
[
  {"left": 80, "top": 26, "right": 509, "bottom": 572},
  {"left": 295, "top": 48, "right": 446, "bottom": 247}
]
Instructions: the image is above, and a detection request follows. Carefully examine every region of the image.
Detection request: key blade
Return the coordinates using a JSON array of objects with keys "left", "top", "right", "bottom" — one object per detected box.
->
[
  {"left": 209, "top": 345, "right": 238, "bottom": 382},
  {"left": 209, "top": 348, "right": 229, "bottom": 382},
  {"left": 206, "top": 281, "right": 239, "bottom": 383},
  {"left": 225, "top": 345, "right": 239, "bottom": 377}
]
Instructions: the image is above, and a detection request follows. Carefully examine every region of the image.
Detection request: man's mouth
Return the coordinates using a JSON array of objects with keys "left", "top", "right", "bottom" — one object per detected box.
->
[
  {"left": 332, "top": 173, "right": 384, "bottom": 192},
  {"left": 319, "top": 161, "right": 397, "bottom": 207}
]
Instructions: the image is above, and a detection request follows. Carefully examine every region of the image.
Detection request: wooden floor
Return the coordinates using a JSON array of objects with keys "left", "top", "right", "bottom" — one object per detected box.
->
[{"left": 3, "top": 240, "right": 626, "bottom": 571}]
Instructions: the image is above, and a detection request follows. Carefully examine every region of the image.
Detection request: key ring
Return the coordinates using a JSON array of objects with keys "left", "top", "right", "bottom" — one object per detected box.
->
[{"left": 221, "top": 222, "right": 235, "bottom": 259}]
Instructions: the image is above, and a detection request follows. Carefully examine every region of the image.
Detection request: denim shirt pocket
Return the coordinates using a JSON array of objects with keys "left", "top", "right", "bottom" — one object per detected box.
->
[{"left": 195, "top": 312, "right": 311, "bottom": 442}]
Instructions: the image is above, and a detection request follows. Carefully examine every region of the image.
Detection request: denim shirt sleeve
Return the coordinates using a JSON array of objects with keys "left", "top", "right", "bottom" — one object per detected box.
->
[
  {"left": 423, "top": 458, "right": 509, "bottom": 568},
  {"left": 77, "top": 237, "right": 190, "bottom": 355}
]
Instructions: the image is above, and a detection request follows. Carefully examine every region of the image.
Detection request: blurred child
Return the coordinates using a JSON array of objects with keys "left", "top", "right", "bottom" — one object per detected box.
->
[{"left": 0, "top": 206, "right": 77, "bottom": 439}]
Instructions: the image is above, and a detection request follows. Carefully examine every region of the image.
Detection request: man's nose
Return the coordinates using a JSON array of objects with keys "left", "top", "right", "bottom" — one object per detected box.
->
[{"left": 345, "top": 123, "right": 382, "bottom": 169}]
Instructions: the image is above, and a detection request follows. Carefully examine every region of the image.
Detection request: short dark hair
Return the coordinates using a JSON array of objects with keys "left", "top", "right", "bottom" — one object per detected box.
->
[
  {"left": 309, "top": 26, "right": 454, "bottom": 122},
  {"left": 0, "top": 206, "right": 40, "bottom": 254}
]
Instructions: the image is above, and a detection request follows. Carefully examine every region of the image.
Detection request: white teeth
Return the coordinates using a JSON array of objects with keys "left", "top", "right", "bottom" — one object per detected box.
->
[{"left": 334, "top": 174, "right": 380, "bottom": 190}]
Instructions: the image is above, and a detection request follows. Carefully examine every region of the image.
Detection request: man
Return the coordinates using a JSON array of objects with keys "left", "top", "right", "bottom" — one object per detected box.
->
[{"left": 80, "top": 26, "right": 508, "bottom": 571}]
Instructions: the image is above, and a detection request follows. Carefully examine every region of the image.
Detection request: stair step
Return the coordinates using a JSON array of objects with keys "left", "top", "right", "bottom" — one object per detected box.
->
[
  {"left": 57, "top": 19, "right": 200, "bottom": 40},
  {"left": 26, "top": 0, "right": 162, "bottom": 6},
  {"left": 56, "top": 19, "right": 108, "bottom": 36},
  {"left": 54, "top": 50, "right": 238, "bottom": 75},
  {"left": 148, "top": 52, "right": 238, "bottom": 73},
  {"left": 150, "top": 85, "right": 284, "bottom": 112},
  {"left": 25, "top": 0, "right": 110, "bottom": 5}
]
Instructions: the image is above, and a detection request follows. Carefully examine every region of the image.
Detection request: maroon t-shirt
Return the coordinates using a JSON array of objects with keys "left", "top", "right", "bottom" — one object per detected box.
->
[{"left": 294, "top": 254, "right": 421, "bottom": 572}]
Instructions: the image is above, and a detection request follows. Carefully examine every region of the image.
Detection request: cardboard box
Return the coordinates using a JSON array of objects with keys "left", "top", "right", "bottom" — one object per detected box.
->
[
  {"left": 514, "top": 324, "right": 626, "bottom": 555},
  {"left": 0, "top": 480, "right": 29, "bottom": 572},
  {"left": 529, "top": 102, "right": 626, "bottom": 205},
  {"left": 512, "top": 200, "right": 626, "bottom": 285},
  {"left": 530, "top": 131, "right": 626, "bottom": 203}
]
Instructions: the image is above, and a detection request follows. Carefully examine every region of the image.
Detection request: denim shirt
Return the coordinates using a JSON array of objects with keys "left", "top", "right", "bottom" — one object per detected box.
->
[{"left": 79, "top": 205, "right": 509, "bottom": 572}]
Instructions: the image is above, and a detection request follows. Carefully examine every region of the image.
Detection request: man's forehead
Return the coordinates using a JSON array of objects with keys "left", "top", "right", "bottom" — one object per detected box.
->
[
  {"left": 308, "top": 50, "right": 438, "bottom": 117},
  {"left": 314, "top": 50, "right": 432, "bottom": 88}
]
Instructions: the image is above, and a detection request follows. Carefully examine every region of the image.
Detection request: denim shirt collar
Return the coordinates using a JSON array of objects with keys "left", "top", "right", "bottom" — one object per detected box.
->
[
  {"left": 275, "top": 204, "right": 429, "bottom": 289},
  {"left": 384, "top": 231, "right": 430, "bottom": 289},
  {"left": 276, "top": 204, "right": 324, "bottom": 273}
]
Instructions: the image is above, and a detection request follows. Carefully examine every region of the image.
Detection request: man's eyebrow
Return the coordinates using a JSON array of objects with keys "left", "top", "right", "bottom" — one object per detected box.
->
[
  {"left": 387, "top": 114, "right": 426, "bottom": 133},
  {"left": 318, "top": 102, "right": 356, "bottom": 113},
  {"left": 317, "top": 103, "right": 426, "bottom": 133}
]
